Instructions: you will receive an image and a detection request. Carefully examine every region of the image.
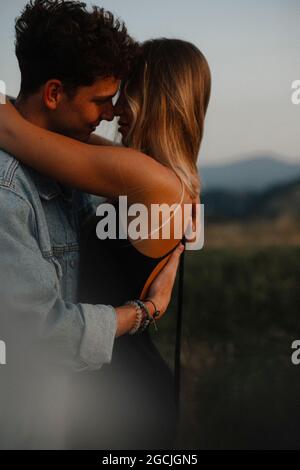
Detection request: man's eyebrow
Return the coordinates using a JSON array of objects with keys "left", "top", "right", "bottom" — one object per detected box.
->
[
  {"left": 93, "top": 95, "right": 114, "bottom": 100},
  {"left": 93, "top": 91, "right": 119, "bottom": 100}
]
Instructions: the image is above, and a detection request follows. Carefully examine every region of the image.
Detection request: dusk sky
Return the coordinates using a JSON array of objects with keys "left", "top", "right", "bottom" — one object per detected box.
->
[{"left": 0, "top": 0, "right": 299, "bottom": 165}]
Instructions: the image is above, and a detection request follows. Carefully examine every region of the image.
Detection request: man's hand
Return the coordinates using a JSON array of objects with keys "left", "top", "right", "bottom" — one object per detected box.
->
[{"left": 146, "top": 243, "right": 185, "bottom": 319}]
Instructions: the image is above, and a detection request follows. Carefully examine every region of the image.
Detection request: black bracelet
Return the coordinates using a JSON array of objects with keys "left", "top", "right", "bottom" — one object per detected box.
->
[
  {"left": 144, "top": 298, "right": 161, "bottom": 319},
  {"left": 136, "top": 300, "right": 158, "bottom": 332}
]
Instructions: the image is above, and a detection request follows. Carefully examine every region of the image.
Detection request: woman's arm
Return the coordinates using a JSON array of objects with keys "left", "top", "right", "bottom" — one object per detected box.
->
[
  {"left": 0, "top": 100, "right": 178, "bottom": 207},
  {"left": 88, "top": 133, "right": 121, "bottom": 147},
  {"left": 0, "top": 99, "right": 188, "bottom": 258}
]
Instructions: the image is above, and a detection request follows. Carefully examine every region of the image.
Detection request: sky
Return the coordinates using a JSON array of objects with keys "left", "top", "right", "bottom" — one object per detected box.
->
[{"left": 0, "top": 0, "right": 299, "bottom": 165}]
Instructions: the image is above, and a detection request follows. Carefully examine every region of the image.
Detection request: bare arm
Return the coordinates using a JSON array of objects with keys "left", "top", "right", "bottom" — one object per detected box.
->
[
  {"left": 88, "top": 133, "right": 120, "bottom": 147},
  {"left": 0, "top": 100, "right": 177, "bottom": 206},
  {"left": 115, "top": 241, "right": 184, "bottom": 335}
]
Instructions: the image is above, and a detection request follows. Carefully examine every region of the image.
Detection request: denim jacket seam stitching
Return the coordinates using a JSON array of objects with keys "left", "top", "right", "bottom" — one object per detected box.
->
[
  {"left": 0, "top": 187, "right": 80, "bottom": 254},
  {"left": 0, "top": 184, "right": 44, "bottom": 252},
  {"left": 4, "top": 158, "right": 19, "bottom": 187},
  {"left": 51, "top": 244, "right": 80, "bottom": 253}
]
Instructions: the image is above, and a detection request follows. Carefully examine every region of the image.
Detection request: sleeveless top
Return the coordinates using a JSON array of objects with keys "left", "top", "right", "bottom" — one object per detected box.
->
[
  {"left": 70, "top": 182, "right": 185, "bottom": 449},
  {"left": 79, "top": 178, "right": 185, "bottom": 306}
]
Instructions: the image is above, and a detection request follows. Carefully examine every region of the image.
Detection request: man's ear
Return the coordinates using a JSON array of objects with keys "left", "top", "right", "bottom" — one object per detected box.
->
[{"left": 43, "top": 80, "right": 64, "bottom": 110}]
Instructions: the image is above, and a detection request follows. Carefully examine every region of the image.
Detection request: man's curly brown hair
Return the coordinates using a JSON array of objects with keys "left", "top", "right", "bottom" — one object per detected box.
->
[{"left": 15, "top": 0, "right": 138, "bottom": 97}]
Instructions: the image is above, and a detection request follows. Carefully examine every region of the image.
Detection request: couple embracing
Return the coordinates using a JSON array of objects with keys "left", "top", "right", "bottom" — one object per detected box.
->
[{"left": 0, "top": 0, "right": 210, "bottom": 449}]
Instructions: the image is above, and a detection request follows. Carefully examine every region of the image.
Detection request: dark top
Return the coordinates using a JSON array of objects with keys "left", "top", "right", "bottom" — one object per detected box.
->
[
  {"left": 66, "top": 206, "right": 181, "bottom": 449},
  {"left": 79, "top": 214, "right": 181, "bottom": 306}
]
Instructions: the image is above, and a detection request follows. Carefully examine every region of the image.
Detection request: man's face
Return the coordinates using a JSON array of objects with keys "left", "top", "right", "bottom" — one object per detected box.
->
[
  {"left": 49, "top": 76, "right": 120, "bottom": 142},
  {"left": 114, "top": 89, "right": 133, "bottom": 145}
]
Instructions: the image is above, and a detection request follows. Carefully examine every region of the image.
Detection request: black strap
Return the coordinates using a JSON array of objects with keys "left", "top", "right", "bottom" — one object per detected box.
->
[{"left": 174, "top": 237, "right": 186, "bottom": 413}]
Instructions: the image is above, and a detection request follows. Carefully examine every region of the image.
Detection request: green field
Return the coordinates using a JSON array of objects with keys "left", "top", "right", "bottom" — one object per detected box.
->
[{"left": 151, "top": 246, "right": 300, "bottom": 449}]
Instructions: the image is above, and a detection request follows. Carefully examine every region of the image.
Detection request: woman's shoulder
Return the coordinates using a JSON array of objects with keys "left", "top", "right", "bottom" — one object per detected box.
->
[{"left": 129, "top": 175, "right": 192, "bottom": 259}]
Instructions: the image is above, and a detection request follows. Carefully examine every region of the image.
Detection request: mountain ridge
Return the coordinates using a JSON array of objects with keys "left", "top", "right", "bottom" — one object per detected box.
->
[
  {"left": 202, "top": 175, "right": 300, "bottom": 221},
  {"left": 200, "top": 154, "right": 300, "bottom": 192}
]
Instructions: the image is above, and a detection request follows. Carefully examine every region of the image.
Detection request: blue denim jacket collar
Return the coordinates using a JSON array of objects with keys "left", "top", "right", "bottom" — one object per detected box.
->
[{"left": 27, "top": 167, "right": 73, "bottom": 202}]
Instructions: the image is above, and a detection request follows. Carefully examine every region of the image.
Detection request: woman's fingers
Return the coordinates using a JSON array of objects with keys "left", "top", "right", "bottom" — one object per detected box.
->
[
  {"left": 165, "top": 243, "right": 184, "bottom": 275},
  {"left": 146, "top": 243, "right": 185, "bottom": 315}
]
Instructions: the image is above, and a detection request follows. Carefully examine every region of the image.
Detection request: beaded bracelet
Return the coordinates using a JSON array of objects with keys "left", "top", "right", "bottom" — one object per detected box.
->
[
  {"left": 125, "top": 300, "right": 144, "bottom": 335},
  {"left": 125, "top": 299, "right": 160, "bottom": 335},
  {"left": 136, "top": 300, "right": 158, "bottom": 332}
]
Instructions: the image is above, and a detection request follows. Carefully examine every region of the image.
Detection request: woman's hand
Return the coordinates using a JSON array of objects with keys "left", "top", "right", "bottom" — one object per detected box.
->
[
  {"left": 145, "top": 243, "right": 185, "bottom": 318},
  {"left": 0, "top": 97, "right": 20, "bottom": 149}
]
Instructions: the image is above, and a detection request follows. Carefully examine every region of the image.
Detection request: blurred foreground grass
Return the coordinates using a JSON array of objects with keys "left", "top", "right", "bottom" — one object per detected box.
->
[{"left": 151, "top": 245, "right": 300, "bottom": 449}]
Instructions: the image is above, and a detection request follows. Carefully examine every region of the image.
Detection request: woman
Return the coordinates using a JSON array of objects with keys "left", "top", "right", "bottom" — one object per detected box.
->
[{"left": 0, "top": 38, "right": 211, "bottom": 449}]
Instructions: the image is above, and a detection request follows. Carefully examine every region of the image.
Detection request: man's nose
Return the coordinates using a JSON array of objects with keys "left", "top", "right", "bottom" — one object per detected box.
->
[
  {"left": 113, "top": 95, "right": 123, "bottom": 118},
  {"left": 101, "top": 102, "right": 115, "bottom": 122},
  {"left": 113, "top": 106, "right": 120, "bottom": 118}
]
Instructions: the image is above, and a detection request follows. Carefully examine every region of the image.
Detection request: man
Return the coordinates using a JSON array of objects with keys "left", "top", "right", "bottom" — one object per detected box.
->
[{"left": 0, "top": 0, "right": 183, "bottom": 448}]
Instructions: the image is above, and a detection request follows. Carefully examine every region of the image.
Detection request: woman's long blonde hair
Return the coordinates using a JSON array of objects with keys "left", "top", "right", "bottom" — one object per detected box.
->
[{"left": 123, "top": 38, "right": 211, "bottom": 198}]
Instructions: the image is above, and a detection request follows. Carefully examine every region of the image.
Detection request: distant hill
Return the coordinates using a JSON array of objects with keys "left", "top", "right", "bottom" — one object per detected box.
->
[
  {"left": 202, "top": 177, "right": 300, "bottom": 221},
  {"left": 254, "top": 177, "right": 300, "bottom": 220},
  {"left": 200, "top": 155, "right": 300, "bottom": 192}
]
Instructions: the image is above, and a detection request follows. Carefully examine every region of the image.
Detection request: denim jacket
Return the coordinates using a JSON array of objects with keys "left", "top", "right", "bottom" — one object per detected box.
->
[{"left": 0, "top": 150, "right": 117, "bottom": 371}]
